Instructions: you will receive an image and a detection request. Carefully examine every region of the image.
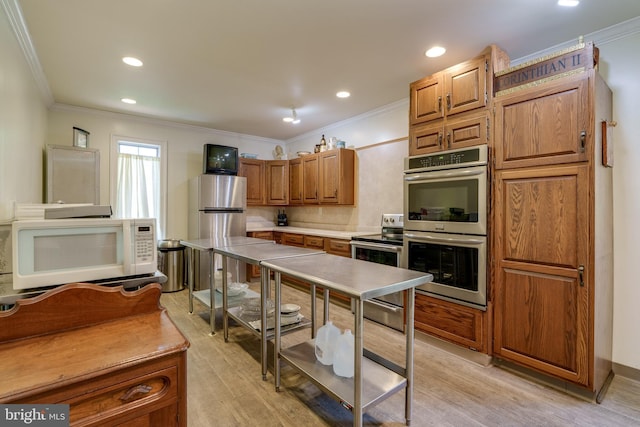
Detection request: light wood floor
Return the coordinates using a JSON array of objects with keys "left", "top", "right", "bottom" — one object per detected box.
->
[{"left": 160, "top": 283, "right": 640, "bottom": 427}]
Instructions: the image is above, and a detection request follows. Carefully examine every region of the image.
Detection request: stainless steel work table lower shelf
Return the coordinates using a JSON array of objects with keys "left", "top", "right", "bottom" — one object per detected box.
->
[
  {"left": 225, "top": 306, "right": 312, "bottom": 340},
  {"left": 279, "top": 340, "right": 407, "bottom": 411},
  {"left": 262, "top": 253, "right": 433, "bottom": 427},
  {"left": 213, "top": 243, "right": 325, "bottom": 380},
  {"left": 180, "top": 236, "right": 275, "bottom": 334},
  {"left": 191, "top": 288, "right": 260, "bottom": 311}
]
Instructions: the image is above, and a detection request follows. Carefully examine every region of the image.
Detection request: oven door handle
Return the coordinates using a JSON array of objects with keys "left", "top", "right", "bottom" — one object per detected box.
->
[
  {"left": 404, "top": 168, "right": 485, "bottom": 181},
  {"left": 349, "top": 240, "right": 403, "bottom": 253},
  {"left": 404, "top": 233, "right": 485, "bottom": 245}
]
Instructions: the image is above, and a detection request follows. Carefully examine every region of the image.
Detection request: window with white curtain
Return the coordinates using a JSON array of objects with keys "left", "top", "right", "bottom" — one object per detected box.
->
[{"left": 110, "top": 136, "right": 167, "bottom": 239}]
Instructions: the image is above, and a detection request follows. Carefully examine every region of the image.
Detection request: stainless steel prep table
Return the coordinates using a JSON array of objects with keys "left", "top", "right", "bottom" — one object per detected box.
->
[
  {"left": 262, "top": 254, "right": 433, "bottom": 427},
  {"left": 213, "top": 243, "right": 325, "bottom": 380},
  {"left": 180, "top": 236, "right": 275, "bottom": 334}
]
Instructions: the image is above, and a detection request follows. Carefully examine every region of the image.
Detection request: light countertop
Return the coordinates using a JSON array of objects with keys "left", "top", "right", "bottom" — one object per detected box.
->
[{"left": 247, "top": 224, "right": 373, "bottom": 240}]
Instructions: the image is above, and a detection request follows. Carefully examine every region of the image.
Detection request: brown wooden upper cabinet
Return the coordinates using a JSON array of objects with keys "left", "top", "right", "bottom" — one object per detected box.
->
[
  {"left": 302, "top": 154, "right": 319, "bottom": 204},
  {"left": 240, "top": 149, "right": 356, "bottom": 206},
  {"left": 410, "top": 110, "right": 490, "bottom": 154},
  {"left": 300, "top": 149, "right": 355, "bottom": 205},
  {"left": 493, "top": 74, "right": 589, "bottom": 169},
  {"left": 288, "top": 157, "right": 303, "bottom": 205},
  {"left": 238, "top": 158, "right": 265, "bottom": 205},
  {"left": 265, "top": 160, "right": 288, "bottom": 205},
  {"left": 408, "top": 45, "right": 509, "bottom": 156},
  {"left": 318, "top": 149, "right": 355, "bottom": 204},
  {"left": 240, "top": 158, "right": 289, "bottom": 206},
  {"left": 410, "top": 56, "right": 486, "bottom": 125}
]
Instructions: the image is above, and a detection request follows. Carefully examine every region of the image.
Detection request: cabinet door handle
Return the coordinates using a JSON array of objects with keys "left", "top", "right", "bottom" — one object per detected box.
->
[
  {"left": 447, "top": 132, "right": 451, "bottom": 149},
  {"left": 446, "top": 93, "right": 451, "bottom": 111},
  {"left": 438, "top": 132, "right": 443, "bottom": 147},
  {"left": 578, "top": 265, "right": 585, "bottom": 287},
  {"left": 580, "top": 130, "right": 586, "bottom": 153},
  {"left": 437, "top": 96, "right": 442, "bottom": 113},
  {"left": 120, "top": 384, "right": 153, "bottom": 402}
]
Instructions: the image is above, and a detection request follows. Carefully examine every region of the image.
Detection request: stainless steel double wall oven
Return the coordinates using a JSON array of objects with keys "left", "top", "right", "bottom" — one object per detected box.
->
[{"left": 403, "top": 145, "right": 488, "bottom": 310}]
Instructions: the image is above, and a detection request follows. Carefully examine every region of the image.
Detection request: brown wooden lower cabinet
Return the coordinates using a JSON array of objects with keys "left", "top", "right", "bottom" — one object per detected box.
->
[
  {"left": 414, "top": 292, "right": 488, "bottom": 353},
  {"left": 324, "top": 238, "right": 351, "bottom": 257},
  {"left": 282, "top": 232, "right": 304, "bottom": 247},
  {"left": 303, "top": 234, "right": 324, "bottom": 249},
  {"left": 0, "top": 283, "right": 189, "bottom": 427}
]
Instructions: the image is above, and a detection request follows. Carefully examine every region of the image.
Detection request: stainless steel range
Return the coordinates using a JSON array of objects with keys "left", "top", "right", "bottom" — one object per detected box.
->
[{"left": 350, "top": 214, "right": 405, "bottom": 332}]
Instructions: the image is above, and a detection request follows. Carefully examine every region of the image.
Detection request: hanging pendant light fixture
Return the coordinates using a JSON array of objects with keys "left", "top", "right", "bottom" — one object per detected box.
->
[{"left": 282, "top": 107, "right": 300, "bottom": 124}]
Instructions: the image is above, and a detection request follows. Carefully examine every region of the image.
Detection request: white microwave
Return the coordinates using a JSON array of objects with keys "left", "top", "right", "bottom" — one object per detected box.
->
[{"left": 12, "top": 218, "right": 157, "bottom": 290}]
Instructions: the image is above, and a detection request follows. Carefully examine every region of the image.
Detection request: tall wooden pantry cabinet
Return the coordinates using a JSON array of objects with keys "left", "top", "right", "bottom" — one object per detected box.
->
[{"left": 491, "top": 42, "right": 614, "bottom": 401}]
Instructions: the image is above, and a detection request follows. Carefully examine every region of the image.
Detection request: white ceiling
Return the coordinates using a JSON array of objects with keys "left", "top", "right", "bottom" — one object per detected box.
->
[{"left": 14, "top": 0, "right": 640, "bottom": 142}]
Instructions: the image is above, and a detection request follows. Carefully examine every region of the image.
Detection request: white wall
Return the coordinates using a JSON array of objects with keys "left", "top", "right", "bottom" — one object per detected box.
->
[
  {"left": 597, "top": 33, "right": 640, "bottom": 372},
  {"left": 45, "top": 106, "right": 283, "bottom": 240},
  {"left": 280, "top": 100, "right": 409, "bottom": 232},
  {"left": 0, "top": 3, "right": 47, "bottom": 221},
  {"left": 286, "top": 100, "right": 409, "bottom": 154}
]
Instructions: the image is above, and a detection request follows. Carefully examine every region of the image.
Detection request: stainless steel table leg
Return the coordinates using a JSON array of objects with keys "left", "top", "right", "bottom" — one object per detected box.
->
[
  {"left": 323, "top": 287, "right": 330, "bottom": 324},
  {"left": 187, "top": 247, "right": 194, "bottom": 314},
  {"left": 260, "top": 265, "right": 269, "bottom": 380},
  {"left": 354, "top": 298, "right": 363, "bottom": 427},
  {"left": 405, "top": 287, "right": 415, "bottom": 426},
  {"left": 222, "top": 255, "right": 230, "bottom": 341},
  {"left": 209, "top": 251, "right": 217, "bottom": 335},
  {"left": 274, "top": 270, "right": 282, "bottom": 391},
  {"left": 310, "top": 284, "right": 317, "bottom": 337}
]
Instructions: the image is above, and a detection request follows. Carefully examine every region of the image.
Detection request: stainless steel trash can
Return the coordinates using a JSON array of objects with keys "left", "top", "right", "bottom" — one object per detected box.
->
[{"left": 158, "top": 239, "right": 185, "bottom": 292}]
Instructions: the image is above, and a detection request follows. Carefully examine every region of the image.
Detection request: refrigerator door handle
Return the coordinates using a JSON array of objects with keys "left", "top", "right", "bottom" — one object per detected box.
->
[{"left": 201, "top": 208, "right": 245, "bottom": 213}]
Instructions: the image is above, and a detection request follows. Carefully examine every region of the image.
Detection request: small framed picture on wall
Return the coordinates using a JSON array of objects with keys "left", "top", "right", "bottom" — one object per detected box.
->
[{"left": 73, "top": 127, "right": 90, "bottom": 148}]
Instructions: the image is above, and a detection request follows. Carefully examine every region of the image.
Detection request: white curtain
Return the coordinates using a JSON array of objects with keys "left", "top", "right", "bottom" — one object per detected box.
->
[{"left": 115, "top": 153, "right": 160, "bottom": 219}]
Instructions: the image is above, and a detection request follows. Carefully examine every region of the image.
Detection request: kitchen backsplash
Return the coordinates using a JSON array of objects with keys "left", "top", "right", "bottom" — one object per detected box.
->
[{"left": 0, "top": 223, "right": 11, "bottom": 274}]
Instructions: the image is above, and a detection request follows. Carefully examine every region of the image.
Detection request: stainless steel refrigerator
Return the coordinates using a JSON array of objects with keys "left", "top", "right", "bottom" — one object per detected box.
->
[{"left": 188, "top": 174, "right": 247, "bottom": 290}]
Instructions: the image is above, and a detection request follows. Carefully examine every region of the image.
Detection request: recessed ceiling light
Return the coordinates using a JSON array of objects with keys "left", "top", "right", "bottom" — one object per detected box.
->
[
  {"left": 558, "top": 0, "right": 579, "bottom": 6},
  {"left": 122, "top": 57, "right": 143, "bottom": 67},
  {"left": 425, "top": 46, "right": 446, "bottom": 58},
  {"left": 121, "top": 98, "right": 137, "bottom": 104},
  {"left": 336, "top": 91, "right": 350, "bottom": 98}
]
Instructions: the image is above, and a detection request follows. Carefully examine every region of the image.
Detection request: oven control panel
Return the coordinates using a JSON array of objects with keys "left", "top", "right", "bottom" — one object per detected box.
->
[{"left": 405, "top": 145, "right": 487, "bottom": 172}]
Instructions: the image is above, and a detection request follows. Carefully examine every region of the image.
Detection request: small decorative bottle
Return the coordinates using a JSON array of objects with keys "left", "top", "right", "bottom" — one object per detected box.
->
[{"left": 320, "top": 134, "right": 327, "bottom": 151}]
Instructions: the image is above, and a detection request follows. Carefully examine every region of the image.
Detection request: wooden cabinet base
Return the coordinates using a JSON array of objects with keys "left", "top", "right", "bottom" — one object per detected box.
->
[
  {"left": 0, "top": 283, "right": 189, "bottom": 426},
  {"left": 414, "top": 293, "right": 488, "bottom": 353}
]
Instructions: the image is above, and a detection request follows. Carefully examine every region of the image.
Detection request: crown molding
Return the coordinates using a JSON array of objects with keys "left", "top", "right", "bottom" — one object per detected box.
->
[
  {"left": 512, "top": 15, "right": 640, "bottom": 66},
  {"left": 285, "top": 98, "right": 409, "bottom": 145},
  {"left": 50, "top": 103, "right": 285, "bottom": 145},
  {"left": 1, "top": 0, "right": 54, "bottom": 105}
]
